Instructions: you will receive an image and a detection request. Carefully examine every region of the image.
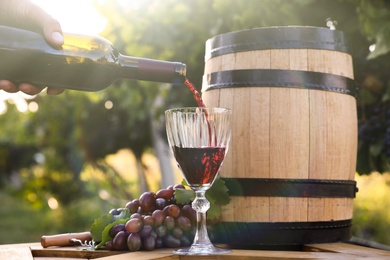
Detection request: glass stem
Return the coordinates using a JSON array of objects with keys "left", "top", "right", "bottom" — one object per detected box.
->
[{"left": 192, "top": 190, "right": 212, "bottom": 247}]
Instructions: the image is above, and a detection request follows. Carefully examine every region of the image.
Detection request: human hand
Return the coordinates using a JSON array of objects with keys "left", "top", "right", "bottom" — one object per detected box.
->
[{"left": 0, "top": 0, "right": 65, "bottom": 95}]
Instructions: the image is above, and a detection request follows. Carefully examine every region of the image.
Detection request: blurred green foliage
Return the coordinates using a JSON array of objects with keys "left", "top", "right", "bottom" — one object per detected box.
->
[
  {"left": 0, "top": 190, "right": 108, "bottom": 244},
  {"left": 353, "top": 173, "right": 390, "bottom": 245}
]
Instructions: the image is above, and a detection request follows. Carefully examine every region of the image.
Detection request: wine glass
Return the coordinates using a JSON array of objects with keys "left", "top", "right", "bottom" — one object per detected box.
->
[{"left": 165, "top": 107, "right": 232, "bottom": 255}]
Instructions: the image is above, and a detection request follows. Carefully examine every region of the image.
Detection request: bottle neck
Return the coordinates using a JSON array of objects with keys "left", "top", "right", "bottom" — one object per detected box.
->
[{"left": 117, "top": 54, "right": 186, "bottom": 85}]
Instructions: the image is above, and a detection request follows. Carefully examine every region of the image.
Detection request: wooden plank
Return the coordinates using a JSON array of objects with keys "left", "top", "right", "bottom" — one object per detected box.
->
[
  {"left": 98, "top": 248, "right": 356, "bottom": 260},
  {"left": 249, "top": 87, "right": 270, "bottom": 179},
  {"left": 269, "top": 88, "right": 310, "bottom": 180},
  {"left": 307, "top": 198, "right": 354, "bottom": 222},
  {"left": 289, "top": 49, "right": 308, "bottom": 71},
  {"left": 178, "top": 250, "right": 356, "bottom": 260},
  {"left": 0, "top": 245, "right": 33, "bottom": 260},
  {"left": 30, "top": 244, "right": 123, "bottom": 259},
  {"left": 97, "top": 249, "right": 176, "bottom": 260},
  {"left": 270, "top": 197, "right": 308, "bottom": 222},
  {"left": 270, "top": 49, "right": 290, "bottom": 69},
  {"left": 34, "top": 258, "right": 81, "bottom": 260},
  {"left": 0, "top": 242, "right": 389, "bottom": 259},
  {"left": 215, "top": 87, "right": 234, "bottom": 178},
  {"left": 305, "top": 242, "right": 390, "bottom": 258},
  {"left": 220, "top": 196, "right": 270, "bottom": 222}
]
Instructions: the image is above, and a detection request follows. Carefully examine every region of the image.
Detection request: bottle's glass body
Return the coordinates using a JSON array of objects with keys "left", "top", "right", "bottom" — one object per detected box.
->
[{"left": 0, "top": 26, "right": 186, "bottom": 91}]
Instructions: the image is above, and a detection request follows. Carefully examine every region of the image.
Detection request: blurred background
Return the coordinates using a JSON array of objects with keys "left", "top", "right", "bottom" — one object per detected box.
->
[{"left": 1, "top": 0, "right": 390, "bottom": 246}]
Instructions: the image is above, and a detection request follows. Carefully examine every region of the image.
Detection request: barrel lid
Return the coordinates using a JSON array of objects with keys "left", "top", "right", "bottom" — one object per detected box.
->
[{"left": 205, "top": 26, "right": 348, "bottom": 60}]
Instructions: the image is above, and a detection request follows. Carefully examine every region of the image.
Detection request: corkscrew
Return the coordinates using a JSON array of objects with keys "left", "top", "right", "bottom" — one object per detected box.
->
[
  {"left": 70, "top": 238, "right": 96, "bottom": 251},
  {"left": 326, "top": 18, "right": 338, "bottom": 30}
]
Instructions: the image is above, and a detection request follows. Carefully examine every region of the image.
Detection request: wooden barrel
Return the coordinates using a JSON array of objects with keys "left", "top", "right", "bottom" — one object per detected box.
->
[{"left": 202, "top": 26, "right": 358, "bottom": 246}]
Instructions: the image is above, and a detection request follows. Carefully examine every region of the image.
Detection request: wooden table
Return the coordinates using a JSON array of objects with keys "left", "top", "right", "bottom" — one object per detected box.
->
[{"left": 1, "top": 242, "right": 390, "bottom": 260}]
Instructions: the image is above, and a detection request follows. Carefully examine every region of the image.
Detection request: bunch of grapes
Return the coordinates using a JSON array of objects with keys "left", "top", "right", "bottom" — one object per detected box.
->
[
  {"left": 358, "top": 105, "right": 384, "bottom": 143},
  {"left": 103, "top": 184, "right": 197, "bottom": 252},
  {"left": 358, "top": 102, "right": 390, "bottom": 160}
]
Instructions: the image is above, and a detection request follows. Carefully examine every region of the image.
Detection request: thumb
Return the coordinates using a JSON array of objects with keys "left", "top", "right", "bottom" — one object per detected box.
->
[
  {"left": 26, "top": 3, "right": 64, "bottom": 47},
  {"left": 0, "top": 0, "right": 64, "bottom": 47},
  {"left": 41, "top": 17, "right": 64, "bottom": 47}
]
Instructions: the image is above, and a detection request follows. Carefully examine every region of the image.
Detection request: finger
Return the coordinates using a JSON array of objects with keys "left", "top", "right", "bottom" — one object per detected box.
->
[
  {"left": 43, "top": 18, "right": 64, "bottom": 47},
  {"left": 47, "top": 29, "right": 64, "bottom": 47},
  {"left": 18, "top": 83, "right": 45, "bottom": 95},
  {"left": 27, "top": 5, "right": 64, "bottom": 47},
  {"left": 0, "top": 80, "right": 19, "bottom": 93},
  {"left": 47, "top": 87, "right": 65, "bottom": 95}
]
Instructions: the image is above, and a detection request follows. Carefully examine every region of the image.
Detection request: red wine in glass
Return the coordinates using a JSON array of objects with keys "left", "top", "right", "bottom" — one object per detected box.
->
[{"left": 172, "top": 146, "right": 226, "bottom": 188}]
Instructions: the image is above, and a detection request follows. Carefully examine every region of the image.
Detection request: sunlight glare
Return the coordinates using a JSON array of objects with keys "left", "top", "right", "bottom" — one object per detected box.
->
[
  {"left": 0, "top": 100, "right": 6, "bottom": 115},
  {"left": 369, "top": 44, "right": 376, "bottom": 52},
  {"left": 104, "top": 100, "right": 113, "bottom": 110},
  {"left": 28, "top": 101, "right": 39, "bottom": 112},
  {"left": 0, "top": 90, "right": 36, "bottom": 113},
  {"left": 32, "top": 0, "right": 107, "bottom": 35},
  {"left": 48, "top": 196, "right": 59, "bottom": 210}
]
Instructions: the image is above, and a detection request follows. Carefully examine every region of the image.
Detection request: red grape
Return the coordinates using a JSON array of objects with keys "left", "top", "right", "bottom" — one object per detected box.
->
[
  {"left": 139, "top": 224, "right": 153, "bottom": 238},
  {"left": 155, "top": 225, "right": 167, "bottom": 238},
  {"left": 143, "top": 236, "right": 156, "bottom": 251},
  {"left": 163, "top": 235, "right": 181, "bottom": 248},
  {"left": 155, "top": 198, "right": 167, "bottom": 210},
  {"left": 130, "top": 213, "right": 142, "bottom": 219},
  {"left": 172, "top": 227, "right": 183, "bottom": 239},
  {"left": 167, "top": 204, "right": 180, "bottom": 218},
  {"left": 127, "top": 232, "right": 141, "bottom": 252},
  {"left": 125, "top": 199, "right": 140, "bottom": 213},
  {"left": 143, "top": 215, "right": 154, "bottom": 226},
  {"left": 139, "top": 192, "right": 156, "bottom": 212},
  {"left": 181, "top": 204, "right": 196, "bottom": 224},
  {"left": 152, "top": 210, "right": 165, "bottom": 227},
  {"left": 176, "top": 216, "right": 192, "bottom": 231},
  {"left": 109, "top": 223, "right": 125, "bottom": 238},
  {"left": 155, "top": 238, "right": 163, "bottom": 248},
  {"left": 173, "top": 184, "right": 185, "bottom": 190},
  {"left": 105, "top": 240, "right": 114, "bottom": 250},
  {"left": 156, "top": 189, "right": 174, "bottom": 200},
  {"left": 164, "top": 216, "right": 175, "bottom": 230},
  {"left": 112, "top": 231, "right": 127, "bottom": 250},
  {"left": 125, "top": 218, "right": 143, "bottom": 233}
]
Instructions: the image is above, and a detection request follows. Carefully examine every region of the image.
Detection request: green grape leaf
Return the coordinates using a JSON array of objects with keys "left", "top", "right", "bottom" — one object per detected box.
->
[
  {"left": 95, "top": 218, "right": 129, "bottom": 249},
  {"left": 206, "top": 177, "right": 231, "bottom": 206},
  {"left": 115, "top": 208, "right": 131, "bottom": 219},
  {"left": 205, "top": 200, "right": 221, "bottom": 220},
  {"left": 176, "top": 176, "right": 230, "bottom": 220},
  {"left": 90, "top": 208, "right": 131, "bottom": 243},
  {"left": 90, "top": 213, "right": 115, "bottom": 242},
  {"left": 175, "top": 188, "right": 195, "bottom": 205}
]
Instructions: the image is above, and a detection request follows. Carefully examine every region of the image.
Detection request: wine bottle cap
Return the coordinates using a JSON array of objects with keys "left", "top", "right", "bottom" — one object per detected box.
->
[{"left": 175, "top": 62, "right": 187, "bottom": 77}]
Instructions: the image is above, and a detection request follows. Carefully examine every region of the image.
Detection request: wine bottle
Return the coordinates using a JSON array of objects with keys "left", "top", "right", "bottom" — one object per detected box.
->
[{"left": 0, "top": 26, "right": 186, "bottom": 91}]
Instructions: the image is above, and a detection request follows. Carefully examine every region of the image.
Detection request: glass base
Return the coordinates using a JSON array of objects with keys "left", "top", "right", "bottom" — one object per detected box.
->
[{"left": 173, "top": 243, "right": 231, "bottom": 255}]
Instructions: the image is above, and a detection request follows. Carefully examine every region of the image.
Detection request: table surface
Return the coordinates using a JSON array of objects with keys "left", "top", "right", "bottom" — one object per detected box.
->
[{"left": 1, "top": 242, "right": 390, "bottom": 260}]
